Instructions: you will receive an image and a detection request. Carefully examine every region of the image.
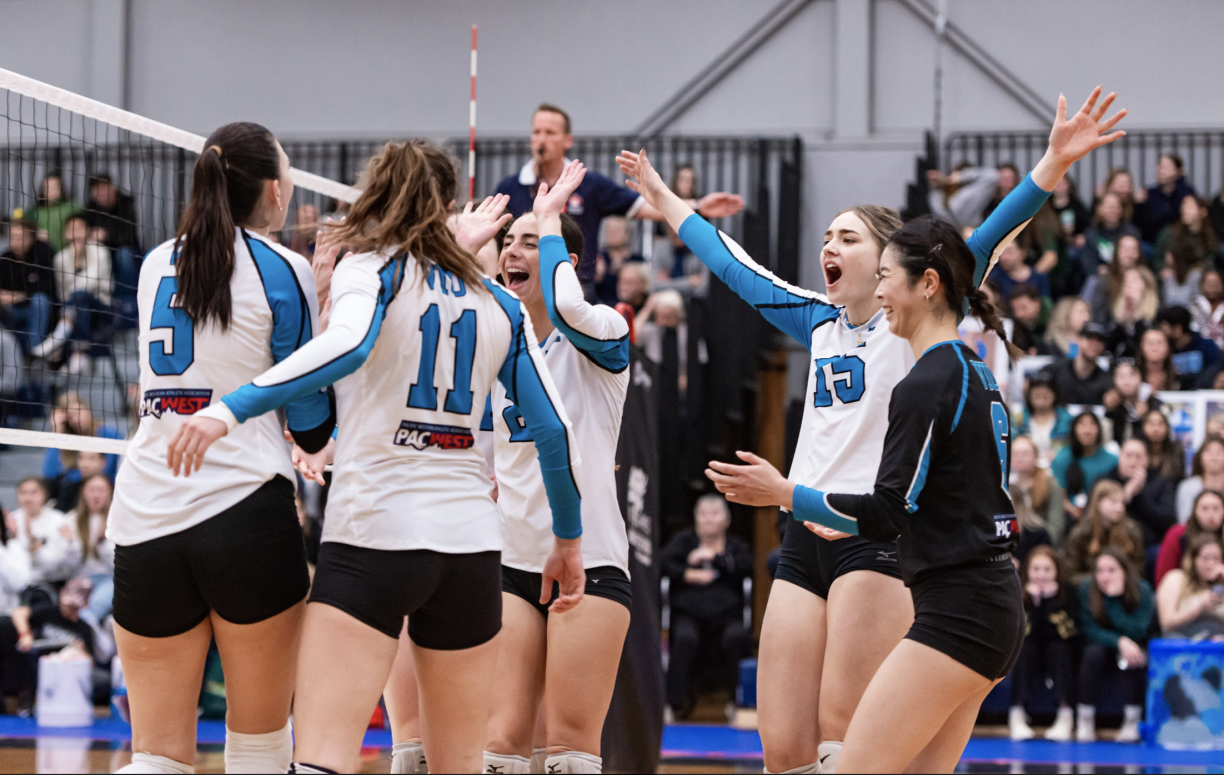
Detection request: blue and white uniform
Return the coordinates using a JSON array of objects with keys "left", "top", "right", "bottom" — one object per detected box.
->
[
  {"left": 198, "top": 251, "right": 582, "bottom": 554},
  {"left": 676, "top": 175, "right": 1051, "bottom": 593},
  {"left": 494, "top": 235, "right": 631, "bottom": 575},
  {"left": 111, "top": 229, "right": 331, "bottom": 545}
]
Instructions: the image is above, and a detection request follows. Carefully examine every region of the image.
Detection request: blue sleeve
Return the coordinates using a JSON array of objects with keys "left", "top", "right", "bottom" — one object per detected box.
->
[
  {"left": 480, "top": 394, "right": 494, "bottom": 432},
  {"left": 677, "top": 214, "right": 838, "bottom": 349},
  {"left": 588, "top": 171, "right": 641, "bottom": 217},
  {"left": 966, "top": 174, "right": 1053, "bottom": 287},
  {"left": 488, "top": 281, "right": 583, "bottom": 540},
  {"left": 538, "top": 234, "right": 629, "bottom": 372},
  {"left": 42, "top": 448, "right": 60, "bottom": 480},
  {"left": 247, "top": 240, "right": 332, "bottom": 432},
  {"left": 221, "top": 260, "right": 396, "bottom": 424}
]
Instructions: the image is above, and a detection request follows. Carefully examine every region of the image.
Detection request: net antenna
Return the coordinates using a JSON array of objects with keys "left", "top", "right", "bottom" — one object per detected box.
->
[
  {"left": 469, "top": 25, "right": 478, "bottom": 202},
  {"left": 0, "top": 68, "right": 359, "bottom": 456}
]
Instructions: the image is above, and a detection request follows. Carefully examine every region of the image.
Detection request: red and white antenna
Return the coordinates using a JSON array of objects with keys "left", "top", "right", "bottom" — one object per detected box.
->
[{"left": 469, "top": 25, "right": 478, "bottom": 201}]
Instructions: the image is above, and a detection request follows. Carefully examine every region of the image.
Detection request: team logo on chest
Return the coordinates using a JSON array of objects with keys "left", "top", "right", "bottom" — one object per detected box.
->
[{"left": 393, "top": 420, "right": 475, "bottom": 450}]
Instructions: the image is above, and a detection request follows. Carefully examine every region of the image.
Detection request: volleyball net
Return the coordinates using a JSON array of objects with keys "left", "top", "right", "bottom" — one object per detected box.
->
[{"left": 0, "top": 67, "right": 359, "bottom": 457}]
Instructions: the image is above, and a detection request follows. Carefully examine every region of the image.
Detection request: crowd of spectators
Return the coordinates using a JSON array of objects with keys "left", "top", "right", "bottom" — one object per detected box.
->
[{"left": 963, "top": 153, "right": 1224, "bottom": 743}]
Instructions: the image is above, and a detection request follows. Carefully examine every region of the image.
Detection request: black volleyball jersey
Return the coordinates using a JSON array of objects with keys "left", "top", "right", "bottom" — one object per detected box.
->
[{"left": 792, "top": 340, "right": 1017, "bottom": 585}]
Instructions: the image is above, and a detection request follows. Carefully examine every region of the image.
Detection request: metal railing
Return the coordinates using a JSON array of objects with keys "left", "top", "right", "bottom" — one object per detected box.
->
[{"left": 943, "top": 130, "right": 1224, "bottom": 201}]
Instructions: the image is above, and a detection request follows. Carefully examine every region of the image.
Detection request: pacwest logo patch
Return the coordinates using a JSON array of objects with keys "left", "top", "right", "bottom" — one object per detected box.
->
[
  {"left": 994, "top": 513, "right": 1020, "bottom": 538},
  {"left": 140, "top": 388, "right": 213, "bottom": 419},
  {"left": 393, "top": 420, "right": 475, "bottom": 451}
]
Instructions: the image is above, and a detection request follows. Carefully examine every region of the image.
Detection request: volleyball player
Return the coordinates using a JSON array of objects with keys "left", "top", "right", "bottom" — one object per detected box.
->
[
  {"left": 109, "top": 123, "right": 333, "bottom": 775},
  {"left": 169, "top": 141, "right": 586, "bottom": 774},
  {"left": 710, "top": 214, "right": 1042, "bottom": 771},
  {"left": 618, "top": 86, "right": 1126, "bottom": 774},
  {"left": 466, "top": 161, "right": 630, "bottom": 775}
]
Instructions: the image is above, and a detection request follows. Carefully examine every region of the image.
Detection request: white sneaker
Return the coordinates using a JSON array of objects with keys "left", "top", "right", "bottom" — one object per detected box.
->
[
  {"left": 1075, "top": 704, "right": 1096, "bottom": 743},
  {"left": 663, "top": 705, "right": 675, "bottom": 725},
  {"left": 1044, "top": 706, "right": 1074, "bottom": 741},
  {"left": 724, "top": 701, "right": 737, "bottom": 723},
  {"left": 1008, "top": 706, "right": 1035, "bottom": 741},
  {"left": 1116, "top": 705, "right": 1142, "bottom": 743},
  {"left": 66, "top": 351, "right": 91, "bottom": 376}
]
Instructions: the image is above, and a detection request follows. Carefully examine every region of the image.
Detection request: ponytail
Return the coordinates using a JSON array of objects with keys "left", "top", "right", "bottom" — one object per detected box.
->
[
  {"left": 966, "top": 285, "right": 1023, "bottom": 362},
  {"left": 174, "top": 122, "right": 281, "bottom": 330}
]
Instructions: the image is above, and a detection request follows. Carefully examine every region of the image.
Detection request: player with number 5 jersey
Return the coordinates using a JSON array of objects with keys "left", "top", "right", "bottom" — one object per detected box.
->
[{"left": 170, "top": 141, "right": 585, "bottom": 774}]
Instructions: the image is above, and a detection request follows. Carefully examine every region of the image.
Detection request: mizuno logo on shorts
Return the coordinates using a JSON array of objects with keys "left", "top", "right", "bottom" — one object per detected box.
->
[
  {"left": 393, "top": 420, "right": 475, "bottom": 450},
  {"left": 877, "top": 550, "right": 897, "bottom": 563}
]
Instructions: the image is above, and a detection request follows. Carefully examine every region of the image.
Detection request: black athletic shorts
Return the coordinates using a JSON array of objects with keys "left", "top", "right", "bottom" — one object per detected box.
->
[
  {"left": 113, "top": 476, "right": 310, "bottom": 639},
  {"left": 310, "top": 543, "right": 502, "bottom": 650},
  {"left": 773, "top": 512, "right": 902, "bottom": 599},
  {"left": 502, "top": 564, "right": 632, "bottom": 617},
  {"left": 906, "top": 561, "right": 1025, "bottom": 680}
]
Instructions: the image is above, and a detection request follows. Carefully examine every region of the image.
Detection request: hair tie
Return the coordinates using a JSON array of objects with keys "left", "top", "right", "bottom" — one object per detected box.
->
[{"left": 207, "top": 145, "right": 223, "bottom": 157}]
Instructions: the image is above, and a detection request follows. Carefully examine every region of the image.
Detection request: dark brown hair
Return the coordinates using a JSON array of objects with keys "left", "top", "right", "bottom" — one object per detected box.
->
[
  {"left": 1180, "top": 533, "right": 1224, "bottom": 597},
  {"left": 1088, "top": 545, "right": 1143, "bottom": 624},
  {"left": 324, "top": 141, "right": 485, "bottom": 295},
  {"left": 74, "top": 474, "right": 112, "bottom": 562},
  {"left": 175, "top": 122, "right": 282, "bottom": 330},
  {"left": 1187, "top": 488, "right": 1224, "bottom": 543},
  {"left": 1082, "top": 479, "right": 1138, "bottom": 560},
  {"left": 1191, "top": 436, "right": 1224, "bottom": 478},
  {"left": 1022, "top": 544, "right": 1068, "bottom": 610},
  {"left": 534, "top": 103, "right": 572, "bottom": 135},
  {"left": 887, "top": 215, "right": 1021, "bottom": 360}
]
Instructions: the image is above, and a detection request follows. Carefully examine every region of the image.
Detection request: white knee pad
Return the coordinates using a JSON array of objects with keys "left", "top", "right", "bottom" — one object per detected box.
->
[
  {"left": 530, "top": 747, "right": 547, "bottom": 773},
  {"left": 483, "top": 751, "right": 532, "bottom": 774},
  {"left": 224, "top": 722, "right": 293, "bottom": 774},
  {"left": 762, "top": 761, "right": 819, "bottom": 774},
  {"left": 392, "top": 741, "right": 429, "bottom": 774},
  {"left": 818, "top": 741, "right": 842, "bottom": 775},
  {"left": 116, "top": 753, "right": 194, "bottom": 774},
  {"left": 543, "top": 752, "right": 602, "bottom": 774}
]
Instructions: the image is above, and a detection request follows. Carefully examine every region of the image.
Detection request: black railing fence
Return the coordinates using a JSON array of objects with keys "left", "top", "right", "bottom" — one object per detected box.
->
[{"left": 943, "top": 130, "right": 1224, "bottom": 201}]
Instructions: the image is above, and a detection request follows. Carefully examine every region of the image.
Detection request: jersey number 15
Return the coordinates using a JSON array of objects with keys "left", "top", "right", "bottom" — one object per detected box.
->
[
  {"left": 407, "top": 304, "right": 478, "bottom": 414},
  {"left": 812, "top": 355, "right": 865, "bottom": 408}
]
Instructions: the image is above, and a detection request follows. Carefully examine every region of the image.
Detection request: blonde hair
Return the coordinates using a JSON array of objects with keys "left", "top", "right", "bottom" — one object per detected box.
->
[
  {"left": 1083, "top": 479, "right": 1137, "bottom": 559},
  {"left": 834, "top": 205, "right": 903, "bottom": 253},
  {"left": 1044, "top": 297, "right": 1090, "bottom": 356},
  {"left": 1111, "top": 266, "right": 1160, "bottom": 324}
]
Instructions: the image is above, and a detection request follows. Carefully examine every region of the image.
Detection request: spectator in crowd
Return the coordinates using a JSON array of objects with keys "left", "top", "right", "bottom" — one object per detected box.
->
[
  {"left": 1044, "top": 297, "right": 1091, "bottom": 357},
  {"left": 1019, "top": 200, "right": 1075, "bottom": 298},
  {"left": 1049, "top": 323, "right": 1112, "bottom": 405},
  {"left": 1007, "top": 285, "right": 1048, "bottom": 354},
  {"left": 1075, "top": 547, "right": 1153, "bottom": 743},
  {"left": 1082, "top": 192, "right": 1142, "bottom": 277},
  {"left": 1156, "top": 534, "right": 1224, "bottom": 639},
  {"left": 1154, "top": 195, "right": 1218, "bottom": 274},
  {"left": 1137, "top": 328, "right": 1179, "bottom": 392},
  {"left": 1175, "top": 436, "right": 1224, "bottom": 523},
  {"left": 1103, "top": 360, "right": 1159, "bottom": 445},
  {"left": 1191, "top": 268, "right": 1224, "bottom": 352},
  {"left": 926, "top": 164, "right": 1001, "bottom": 229},
  {"left": 0, "top": 329, "right": 21, "bottom": 419},
  {"left": 1052, "top": 413, "right": 1118, "bottom": 521},
  {"left": 37, "top": 214, "right": 113, "bottom": 373},
  {"left": 1065, "top": 479, "right": 1145, "bottom": 580},
  {"left": 1108, "top": 438, "right": 1178, "bottom": 573},
  {"left": 1087, "top": 233, "right": 1142, "bottom": 324},
  {"left": 661, "top": 495, "right": 752, "bottom": 722},
  {"left": 1051, "top": 176, "right": 1091, "bottom": 242},
  {"left": 33, "top": 175, "right": 79, "bottom": 253},
  {"left": 1158, "top": 488, "right": 1224, "bottom": 585},
  {"left": 992, "top": 242, "right": 1050, "bottom": 301},
  {"left": 1160, "top": 240, "right": 1206, "bottom": 310},
  {"left": 286, "top": 203, "right": 319, "bottom": 257},
  {"left": 0, "top": 502, "right": 32, "bottom": 615},
  {"left": 41, "top": 393, "right": 122, "bottom": 486},
  {"left": 11, "top": 577, "right": 98, "bottom": 677},
  {"left": 73, "top": 474, "right": 114, "bottom": 623},
  {"left": 1209, "top": 413, "right": 1224, "bottom": 440},
  {"left": 635, "top": 290, "right": 706, "bottom": 394},
  {"left": 0, "top": 218, "right": 57, "bottom": 355},
  {"left": 1137, "top": 154, "right": 1197, "bottom": 244},
  {"left": 494, "top": 103, "right": 742, "bottom": 297},
  {"left": 1095, "top": 168, "right": 1139, "bottom": 222},
  {"left": 593, "top": 216, "right": 644, "bottom": 306},
  {"left": 1157, "top": 305, "right": 1222, "bottom": 388},
  {"left": 1103, "top": 267, "right": 1160, "bottom": 360},
  {"left": 616, "top": 261, "right": 651, "bottom": 314},
  {"left": 10, "top": 477, "right": 79, "bottom": 586},
  {"left": 1209, "top": 185, "right": 1224, "bottom": 245},
  {"left": 983, "top": 162, "right": 1021, "bottom": 217},
  {"left": 1009, "top": 546, "right": 1077, "bottom": 742},
  {"left": 648, "top": 166, "right": 705, "bottom": 287},
  {"left": 83, "top": 174, "right": 141, "bottom": 301},
  {"left": 1141, "top": 409, "right": 1186, "bottom": 482},
  {"left": 50, "top": 449, "right": 106, "bottom": 514},
  {"left": 1010, "top": 436, "right": 1062, "bottom": 553},
  {"left": 1016, "top": 374, "right": 1073, "bottom": 466}
]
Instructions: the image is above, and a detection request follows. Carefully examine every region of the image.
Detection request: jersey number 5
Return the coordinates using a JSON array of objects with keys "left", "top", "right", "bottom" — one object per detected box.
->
[
  {"left": 991, "top": 401, "right": 1010, "bottom": 496},
  {"left": 408, "top": 304, "right": 478, "bottom": 414},
  {"left": 149, "top": 277, "right": 195, "bottom": 376},
  {"left": 812, "top": 355, "right": 866, "bottom": 408}
]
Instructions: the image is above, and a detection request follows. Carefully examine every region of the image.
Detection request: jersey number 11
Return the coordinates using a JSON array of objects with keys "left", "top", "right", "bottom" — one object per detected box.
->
[{"left": 407, "top": 304, "right": 478, "bottom": 414}]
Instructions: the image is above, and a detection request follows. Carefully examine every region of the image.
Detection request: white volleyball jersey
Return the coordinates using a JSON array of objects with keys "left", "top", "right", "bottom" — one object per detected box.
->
[
  {"left": 110, "top": 229, "right": 330, "bottom": 545},
  {"left": 495, "top": 234, "right": 631, "bottom": 574},
  {"left": 675, "top": 174, "right": 1051, "bottom": 494},
  {"left": 201, "top": 250, "right": 582, "bottom": 554}
]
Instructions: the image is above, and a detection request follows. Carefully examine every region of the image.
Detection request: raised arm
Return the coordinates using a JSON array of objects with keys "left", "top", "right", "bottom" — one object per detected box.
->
[
  {"left": 971, "top": 86, "right": 1128, "bottom": 287},
  {"left": 533, "top": 162, "right": 630, "bottom": 371},
  {"left": 617, "top": 149, "right": 838, "bottom": 347}
]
